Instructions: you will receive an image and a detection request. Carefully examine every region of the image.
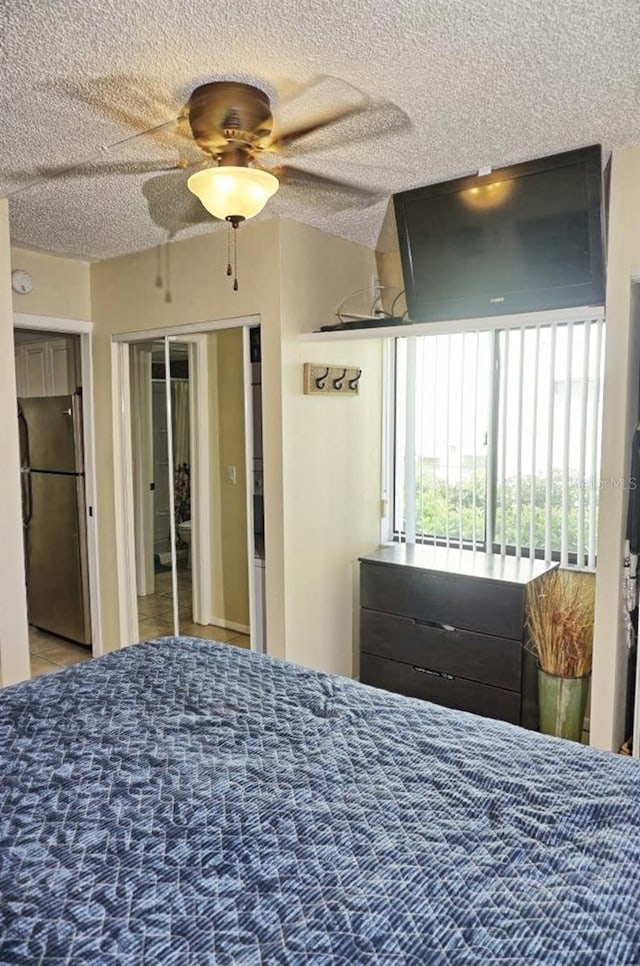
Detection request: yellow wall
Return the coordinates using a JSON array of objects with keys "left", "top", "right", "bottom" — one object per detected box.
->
[
  {"left": 4, "top": 218, "right": 383, "bottom": 680},
  {"left": 11, "top": 246, "right": 92, "bottom": 320},
  {"left": 6, "top": 158, "right": 639, "bottom": 729},
  {"left": 89, "top": 217, "right": 382, "bottom": 677},
  {"left": 208, "top": 328, "right": 250, "bottom": 628},
  {"left": 1, "top": 244, "right": 90, "bottom": 682},
  {"left": 376, "top": 249, "right": 404, "bottom": 310},
  {"left": 0, "top": 206, "right": 31, "bottom": 684},
  {"left": 90, "top": 219, "right": 285, "bottom": 654},
  {"left": 279, "top": 220, "right": 382, "bottom": 676},
  {"left": 591, "top": 144, "right": 640, "bottom": 751}
]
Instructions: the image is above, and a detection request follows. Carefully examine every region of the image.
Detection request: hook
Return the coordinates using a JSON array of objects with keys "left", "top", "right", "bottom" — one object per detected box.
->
[
  {"left": 315, "top": 367, "right": 330, "bottom": 390},
  {"left": 348, "top": 368, "right": 362, "bottom": 391},
  {"left": 333, "top": 368, "right": 347, "bottom": 390}
]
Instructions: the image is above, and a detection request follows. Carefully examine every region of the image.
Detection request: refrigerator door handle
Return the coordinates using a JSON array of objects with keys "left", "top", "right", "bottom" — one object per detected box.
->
[
  {"left": 17, "top": 405, "right": 33, "bottom": 526},
  {"left": 18, "top": 404, "right": 29, "bottom": 469},
  {"left": 71, "top": 392, "right": 85, "bottom": 474},
  {"left": 22, "top": 468, "right": 33, "bottom": 527}
]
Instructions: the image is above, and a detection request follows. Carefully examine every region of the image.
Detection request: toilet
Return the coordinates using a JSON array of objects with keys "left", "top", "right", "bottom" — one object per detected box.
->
[{"left": 177, "top": 519, "right": 192, "bottom": 567}]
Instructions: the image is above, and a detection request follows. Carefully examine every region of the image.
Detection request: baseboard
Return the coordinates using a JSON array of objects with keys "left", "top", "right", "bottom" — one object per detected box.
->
[
  {"left": 155, "top": 548, "right": 188, "bottom": 567},
  {"left": 208, "top": 616, "right": 250, "bottom": 636}
]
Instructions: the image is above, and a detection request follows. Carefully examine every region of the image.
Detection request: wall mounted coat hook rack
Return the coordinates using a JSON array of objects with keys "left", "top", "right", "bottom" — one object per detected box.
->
[{"left": 303, "top": 363, "right": 362, "bottom": 395}]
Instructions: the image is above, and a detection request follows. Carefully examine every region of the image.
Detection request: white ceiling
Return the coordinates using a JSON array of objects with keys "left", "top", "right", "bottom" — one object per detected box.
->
[{"left": 3, "top": 0, "right": 640, "bottom": 261}]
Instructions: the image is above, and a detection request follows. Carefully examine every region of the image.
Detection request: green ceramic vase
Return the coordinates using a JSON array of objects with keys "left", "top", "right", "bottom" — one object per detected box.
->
[{"left": 537, "top": 668, "right": 590, "bottom": 742}]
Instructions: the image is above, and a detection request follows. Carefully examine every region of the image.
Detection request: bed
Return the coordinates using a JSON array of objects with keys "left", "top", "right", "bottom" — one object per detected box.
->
[{"left": 1, "top": 637, "right": 639, "bottom": 964}]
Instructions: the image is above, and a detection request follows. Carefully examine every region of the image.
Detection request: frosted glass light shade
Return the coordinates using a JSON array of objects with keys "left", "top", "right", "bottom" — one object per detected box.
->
[{"left": 187, "top": 166, "right": 279, "bottom": 220}]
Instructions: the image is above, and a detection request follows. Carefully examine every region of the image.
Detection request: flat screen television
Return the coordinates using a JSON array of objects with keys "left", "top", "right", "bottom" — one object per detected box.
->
[{"left": 393, "top": 145, "right": 605, "bottom": 323}]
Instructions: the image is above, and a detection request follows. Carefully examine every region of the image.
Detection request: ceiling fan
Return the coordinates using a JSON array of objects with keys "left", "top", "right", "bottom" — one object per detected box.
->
[
  {"left": 184, "top": 80, "right": 373, "bottom": 219},
  {"left": 7, "top": 76, "right": 410, "bottom": 213},
  {"left": 6, "top": 76, "right": 410, "bottom": 287},
  {"left": 176, "top": 79, "right": 410, "bottom": 286}
]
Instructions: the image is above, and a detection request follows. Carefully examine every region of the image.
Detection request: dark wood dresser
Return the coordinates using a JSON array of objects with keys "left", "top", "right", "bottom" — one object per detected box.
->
[{"left": 359, "top": 545, "right": 557, "bottom": 729}]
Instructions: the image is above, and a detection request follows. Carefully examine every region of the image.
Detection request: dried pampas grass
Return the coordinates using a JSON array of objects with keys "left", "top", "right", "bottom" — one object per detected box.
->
[{"left": 526, "top": 569, "right": 595, "bottom": 678}]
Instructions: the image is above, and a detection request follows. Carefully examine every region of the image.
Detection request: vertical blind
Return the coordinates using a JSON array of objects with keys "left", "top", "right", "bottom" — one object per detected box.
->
[{"left": 394, "top": 318, "right": 605, "bottom": 568}]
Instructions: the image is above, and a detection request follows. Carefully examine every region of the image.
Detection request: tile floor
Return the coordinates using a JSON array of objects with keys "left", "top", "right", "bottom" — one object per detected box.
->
[
  {"left": 28, "top": 568, "right": 248, "bottom": 681},
  {"left": 29, "top": 626, "right": 93, "bottom": 678},
  {"left": 137, "top": 568, "right": 250, "bottom": 650}
]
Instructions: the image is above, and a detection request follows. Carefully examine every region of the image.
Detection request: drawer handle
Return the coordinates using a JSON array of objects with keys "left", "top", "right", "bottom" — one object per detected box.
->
[
  {"left": 413, "top": 618, "right": 456, "bottom": 632},
  {"left": 413, "top": 665, "right": 455, "bottom": 680}
]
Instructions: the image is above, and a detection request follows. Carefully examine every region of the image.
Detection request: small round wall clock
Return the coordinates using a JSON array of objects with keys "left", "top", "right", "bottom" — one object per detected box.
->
[{"left": 11, "top": 269, "right": 33, "bottom": 294}]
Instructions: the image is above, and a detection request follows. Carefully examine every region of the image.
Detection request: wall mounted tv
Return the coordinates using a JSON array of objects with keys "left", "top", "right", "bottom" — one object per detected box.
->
[{"left": 393, "top": 145, "right": 605, "bottom": 323}]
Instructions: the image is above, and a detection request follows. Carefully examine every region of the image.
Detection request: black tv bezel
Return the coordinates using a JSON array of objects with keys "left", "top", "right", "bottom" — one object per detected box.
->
[{"left": 393, "top": 145, "right": 605, "bottom": 323}]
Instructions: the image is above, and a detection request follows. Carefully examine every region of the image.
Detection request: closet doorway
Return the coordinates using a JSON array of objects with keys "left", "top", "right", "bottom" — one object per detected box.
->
[{"left": 113, "top": 316, "right": 265, "bottom": 654}]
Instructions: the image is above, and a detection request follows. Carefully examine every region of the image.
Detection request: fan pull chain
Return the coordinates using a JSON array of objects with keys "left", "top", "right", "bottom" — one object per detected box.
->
[
  {"left": 224, "top": 216, "right": 244, "bottom": 291},
  {"left": 155, "top": 245, "right": 163, "bottom": 289},
  {"left": 164, "top": 242, "right": 172, "bottom": 304},
  {"left": 233, "top": 224, "right": 238, "bottom": 292}
]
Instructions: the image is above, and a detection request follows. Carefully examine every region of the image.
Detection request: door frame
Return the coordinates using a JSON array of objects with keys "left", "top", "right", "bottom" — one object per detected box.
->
[
  {"left": 13, "top": 312, "right": 103, "bottom": 655},
  {"left": 112, "top": 315, "right": 260, "bottom": 651},
  {"left": 130, "top": 343, "right": 154, "bottom": 597},
  {"left": 129, "top": 337, "right": 211, "bottom": 622}
]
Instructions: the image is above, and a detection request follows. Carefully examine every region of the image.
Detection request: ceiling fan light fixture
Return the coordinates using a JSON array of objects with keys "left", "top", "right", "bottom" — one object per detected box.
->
[{"left": 187, "top": 166, "right": 279, "bottom": 221}]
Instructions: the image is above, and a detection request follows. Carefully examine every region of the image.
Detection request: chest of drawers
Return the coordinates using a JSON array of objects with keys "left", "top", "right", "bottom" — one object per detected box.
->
[{"left": 359, "top": 545, "right": 557, "bottom": 728}]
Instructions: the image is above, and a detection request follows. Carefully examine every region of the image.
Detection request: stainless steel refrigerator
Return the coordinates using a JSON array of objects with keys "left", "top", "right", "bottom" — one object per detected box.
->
[{"left": 18, "top": 393, "right": 92, "bottom": 646}]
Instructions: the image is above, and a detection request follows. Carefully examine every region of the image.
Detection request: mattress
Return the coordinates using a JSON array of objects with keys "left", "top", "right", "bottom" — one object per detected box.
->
[{"left": 0, "top": 637, "right": 639, "bottom": 965}]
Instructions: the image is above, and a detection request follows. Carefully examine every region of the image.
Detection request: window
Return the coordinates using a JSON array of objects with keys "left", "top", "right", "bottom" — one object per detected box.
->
[{"left": 391, "top": 318, "right": 605, "bottom": 568}]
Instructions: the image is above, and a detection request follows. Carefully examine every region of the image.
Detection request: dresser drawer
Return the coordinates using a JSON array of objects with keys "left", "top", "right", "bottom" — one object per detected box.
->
[
  {"left": 360, "top": 608, "right": 521, "bottom": 692},
  {"left": 360, "top": 561, "right": 525, "bottom": 640},
  {"left": 360, "top": 653, "right": 521, "bottom": 725}
]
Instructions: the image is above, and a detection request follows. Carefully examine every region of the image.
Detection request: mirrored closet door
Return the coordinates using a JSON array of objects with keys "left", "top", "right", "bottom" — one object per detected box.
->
[
  {"left": 130, "top": 337, "right": 183, "bottom": 638},
  {"left": 127, "top": 328, "right": 257, "bottom": 653}
]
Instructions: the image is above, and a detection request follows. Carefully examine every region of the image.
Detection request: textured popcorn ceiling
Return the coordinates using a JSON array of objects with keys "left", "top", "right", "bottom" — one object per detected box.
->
[{"left": 2, "top": 0, "right": 640, "bottom": 261}]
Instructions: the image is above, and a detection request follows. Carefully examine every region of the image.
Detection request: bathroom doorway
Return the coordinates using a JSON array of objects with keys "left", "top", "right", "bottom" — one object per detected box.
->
[{"left": 117, "top": 317, "right": 264, "bottom": 653}]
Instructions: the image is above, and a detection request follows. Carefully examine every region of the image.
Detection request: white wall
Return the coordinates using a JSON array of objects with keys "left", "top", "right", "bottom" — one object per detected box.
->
[
  {"left": 279, "top": 220, "right": 382, "bottom": 676},
  {"left": 591, "top": 145, "right": 640, "bottom": 752},
  {"left": 0, "top": 204, "right": 30, "bottom": 684}
]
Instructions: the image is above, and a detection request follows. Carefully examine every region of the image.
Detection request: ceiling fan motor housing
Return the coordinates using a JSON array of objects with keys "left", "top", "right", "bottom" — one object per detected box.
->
[{"left": 187, "top": 82, "right": 274, "bottom": 157}]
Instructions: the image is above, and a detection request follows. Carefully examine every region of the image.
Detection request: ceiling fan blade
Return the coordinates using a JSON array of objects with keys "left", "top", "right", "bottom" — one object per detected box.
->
[
  {"left": 5, "top": 159, "right": 190, "bottom": 182},
  {"left": 271, "top": 164, "right": 384, "bottom": 210},
  {"left": 3, "top": 118, "right": 207, "bottom": 197},
  {"left": 264, "top": 102, "right": 368, "bottom": 152},
  {"left": 266, "top": 100, "right": 412, "bottom": 157},
  {"left": 49, "top": 76, "right": 194, "bottom": 145},
  {"left": 273, "top": 163, "right": 380, "bottom": 196}
]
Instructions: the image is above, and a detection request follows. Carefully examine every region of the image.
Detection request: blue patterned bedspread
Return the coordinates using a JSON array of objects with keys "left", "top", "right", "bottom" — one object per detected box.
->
[{"left": 1, "top": 638, "right": 639, "bottom": 965}]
